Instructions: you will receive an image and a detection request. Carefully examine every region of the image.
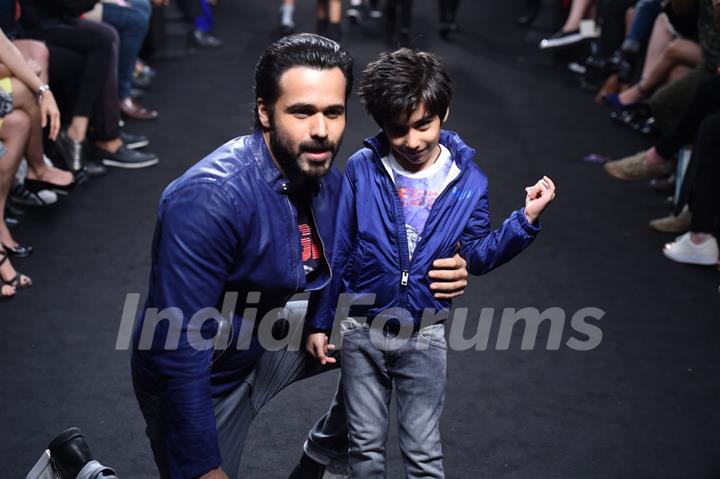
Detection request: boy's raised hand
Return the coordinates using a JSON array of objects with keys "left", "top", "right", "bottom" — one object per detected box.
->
[
  {"left": 306, "top": 332, "right": 336, "bottom": 365},
  {"left": 524, "top": 176, "right": 556, "bottom": 225}
]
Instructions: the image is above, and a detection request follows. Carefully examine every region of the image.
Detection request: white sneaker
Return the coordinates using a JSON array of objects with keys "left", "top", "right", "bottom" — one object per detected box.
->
[{"left": 663, "top": 233, "right": 719, "bottom": 266}]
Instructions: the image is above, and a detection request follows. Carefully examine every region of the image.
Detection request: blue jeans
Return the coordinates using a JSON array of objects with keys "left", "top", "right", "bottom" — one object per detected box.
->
[
  {"left": 195, "top": 0, "right": 215, "bottom": 33},
  {"left": 624, "top": 0, "right": 663, "bottom": 52},
  {"left": 102, "top": 0, "right": 151, "bottom": 100},
  {"left": 340, "top": 318, "right": 447, "bottom": 478}
]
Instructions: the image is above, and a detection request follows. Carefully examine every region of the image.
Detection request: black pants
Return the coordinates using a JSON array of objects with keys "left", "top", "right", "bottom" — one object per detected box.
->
[
  {"left": 688, "top": 112, "right": 720, "bottom": 234},
  {"left": 596, "top": 0, "right": 635, "bottom": 59},
  {"left": 655, "top": 74, "right": 720, "bottom": 160},
  {"left": 386, "top": 0, "right": 413, "bottom": 32},
  {"left": 438, "top": 0, "right": 460, "bottom": 23},
  {"left": 27, "top": 19, "right": 121, "bottom": 141}
]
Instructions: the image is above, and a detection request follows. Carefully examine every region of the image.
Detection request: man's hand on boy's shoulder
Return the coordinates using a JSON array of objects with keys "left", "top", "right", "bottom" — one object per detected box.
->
[
  {"left": 428, "top": 252, "right": 469, "bottom": 299},
  {"left": 524, "top": 176, "right": 557, "bottom": 225},
  {"left": 306, "top": 332, "right": 337, "bottom": 365}
]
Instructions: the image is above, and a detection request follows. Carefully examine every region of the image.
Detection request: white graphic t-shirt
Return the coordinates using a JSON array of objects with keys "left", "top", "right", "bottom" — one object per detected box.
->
[{"left": 381, "top": 144, "right": 459, "bottom": 259}]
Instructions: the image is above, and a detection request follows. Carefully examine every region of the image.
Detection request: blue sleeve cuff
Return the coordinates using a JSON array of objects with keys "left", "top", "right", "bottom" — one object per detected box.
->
[{"left": 516, "top": 208, "right": 541, "bottom": 236}]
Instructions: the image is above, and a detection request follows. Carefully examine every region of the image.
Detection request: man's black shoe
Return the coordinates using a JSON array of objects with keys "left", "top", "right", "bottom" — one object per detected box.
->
[
  {"left": 85, "top": 160, "right": 108, "bottom": 177},
  {"left": 120, "top": 130, "right": 150, "bottom": 149},
  {"left": 96, "top": 145, "right": 159, "bottom": 169},
  {"left": 48, "top": 427, "right": 93, "bottom": 479},
  {"left": 288, "top": 453, "right": 325, "bottom": 479},
  {"left": 192, "top": 29, "right": 223, "bottom": 48}
]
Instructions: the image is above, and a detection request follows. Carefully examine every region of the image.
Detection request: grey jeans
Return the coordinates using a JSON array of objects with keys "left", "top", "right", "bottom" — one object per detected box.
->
[
  {"left": 135, "top": 301, "right": 349, "bottom": 479},
  {"left": 340, "top": 318, "right": 447, "bottom": 479}
]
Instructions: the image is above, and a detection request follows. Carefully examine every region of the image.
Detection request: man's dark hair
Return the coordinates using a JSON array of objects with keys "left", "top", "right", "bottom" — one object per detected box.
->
[
  {"left": 359, "top": 49, "right": 452, "bottom": 127},
  {"left": 253, "top": 33, "right": 354, "bottom": 129}
]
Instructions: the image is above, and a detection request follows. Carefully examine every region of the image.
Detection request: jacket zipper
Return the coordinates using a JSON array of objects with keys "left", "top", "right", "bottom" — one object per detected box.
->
[{"left": 380, "top": 162, "right": 465, "bottom": 306}]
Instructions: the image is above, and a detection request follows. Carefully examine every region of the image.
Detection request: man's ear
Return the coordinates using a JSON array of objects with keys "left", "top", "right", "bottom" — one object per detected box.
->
[
  {"left": 443, "top": 108, "right": 450, "bottom": 123},
  {"left": 257, "top": 98, "right": 272, "bottom": 129}
]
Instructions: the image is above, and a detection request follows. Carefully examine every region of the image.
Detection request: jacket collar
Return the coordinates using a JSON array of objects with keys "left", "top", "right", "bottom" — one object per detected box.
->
[
  {"left": 363, "top": 129, "right": 476, "bottom": 169},
  {"left": 248, "top": 129, "right": 322, "bottom": 195}
]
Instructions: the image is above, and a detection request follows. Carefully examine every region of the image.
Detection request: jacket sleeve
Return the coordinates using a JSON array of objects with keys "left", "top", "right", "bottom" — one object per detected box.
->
[
  {"left": 460, "top": 182, "right": 540, "bottom": 276},
  {"left": 306, "top": 161, "right": 358, "bottom": 331},
  {"left": 143, "top": 182, "right": 240, "bottom": 478}
]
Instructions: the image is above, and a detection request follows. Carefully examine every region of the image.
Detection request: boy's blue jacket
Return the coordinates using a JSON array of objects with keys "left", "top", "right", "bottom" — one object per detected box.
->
[
  {"left": 130, "top": 131, "right": 341, "bottom": 478},
  {"left": 307, "top": 130, "right": 540, "bottom": 331}
]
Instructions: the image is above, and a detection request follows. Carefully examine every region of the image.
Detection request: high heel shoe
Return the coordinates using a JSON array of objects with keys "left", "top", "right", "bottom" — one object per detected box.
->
[
  {"left": 0, "top": 249, "right": 32, "bottom": 292},
  {"left": 603, "top": 92, "right": 642, "bottom": 111},
  {"left": 1, "top": 242, "right": 32, "bottom": 257},
  {"left": 24, "top": 177, "right": 77, "bottom": 196}
]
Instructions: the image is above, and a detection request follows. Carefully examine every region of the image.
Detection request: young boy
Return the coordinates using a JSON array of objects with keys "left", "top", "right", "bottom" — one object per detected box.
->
[{"left": 306, "top": 49, "right": 556, "bottom": 478}]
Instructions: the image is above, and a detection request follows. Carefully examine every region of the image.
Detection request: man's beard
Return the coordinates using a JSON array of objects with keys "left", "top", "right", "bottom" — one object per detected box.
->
[{"left": 269, "top": 125, "right": 341, "bottom": 181}]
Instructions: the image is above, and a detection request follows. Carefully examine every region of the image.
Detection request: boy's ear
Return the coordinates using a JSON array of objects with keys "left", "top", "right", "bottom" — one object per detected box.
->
[
  {"left": 257, "top": 98, "right": 272, "bottom": 129},
  {"left": 443, "top": 108, "right": 450, "bottom": 123}
]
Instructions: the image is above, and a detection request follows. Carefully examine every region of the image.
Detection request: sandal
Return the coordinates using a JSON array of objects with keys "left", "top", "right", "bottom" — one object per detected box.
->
[{"left": 0, "top": 249, "right": 32, "bottom": 292}]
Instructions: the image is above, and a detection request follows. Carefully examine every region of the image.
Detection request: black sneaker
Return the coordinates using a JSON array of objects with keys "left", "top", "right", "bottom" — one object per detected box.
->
[
  {"left": 96, "top": 145, "right": 159, "bottom": 169},
  {"left": 120, "top": 130, "right": 150, "bottom": 149}
]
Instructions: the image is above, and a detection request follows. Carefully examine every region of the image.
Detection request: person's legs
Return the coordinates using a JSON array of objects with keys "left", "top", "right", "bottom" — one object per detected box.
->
[
  {"left": 0, "top": 109, "right": 34, "bottom": 289},
  {"left": 623, "top": 0, "right": 663, "bottom": 52},
  {"left": 655, "top": 74, "right": 720, "bottom": 160},
  {"left": 281, "top": 0, "right": 296, "bottom": 30},
  {"left": 649, "top": 68, "right": 710, "bottom": 133},
  {"left": 394, "top": 325, "right": 447, "bottom": 479},
  {"left": 597, "top": 0, "right": 636, "bottom": 59},
  {"left": 662, "top": 112, "right": 720, "bottom": 265},
  {"left": 641, "top": 14, "right": 673, "bottom": 78},
  {"left": 28, "top": 24, "right": 113, "bottom": 142},
  {"left": 102, "top": 2, "right": 151, "bottom": 101},
  {"left": 6, "top": 71, "right": 73, "bottom": 188},
  {"left": 688, "top": 113, "right": 720, "bottom": 236},
  {"left": 562, "top": 0, "right": 594, "bottom": 32},
  {"left": 618, "top": 38, "right": 701, "bottom": 105},
  {"left": 341, "top": 319, "right": 392, "bottom": 478},
  {"left": 303, "top": 377, "right": 349, "bottom": 471}
]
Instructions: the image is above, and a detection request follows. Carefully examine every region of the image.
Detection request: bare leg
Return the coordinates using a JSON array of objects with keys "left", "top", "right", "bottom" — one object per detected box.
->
[
  {"left": 642, "top": 14, "right": 674, "bottom": 78},
  {"left": 562, "top": 0, "right": 593, "bottom": 32},
  {"left": 67, "top": 116, "right": 90, "bottom": 143},
  {"left": 0, "top": 110, "right": 33, "bottom": 276},
  {"left": 95, "top": 137, "right": 123, "bottom": 153},
  {"left": 328, "top": 0, "right": 342, "bottom": 23},
  {"left": 8, "top": 79, "right": 73, "bottom": 186},
  {"left": 619, "top": 38, "right": 701, "bottom": 104}
]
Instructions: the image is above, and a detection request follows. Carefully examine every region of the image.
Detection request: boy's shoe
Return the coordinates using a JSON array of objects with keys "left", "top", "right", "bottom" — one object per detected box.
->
[
  {"left": 603, "top": 151, "right": 673, "bottom": 181},
  {"left": 48, "top": 427, "right": 94, "bottom": 479},
  {"left": 649, "top": 207, "right": 691, "bottom": 234},
  {"left": 96, "top": 145, "right": 159, "bottom": 169},
  {"left": 288, "top": 453, "right": 325, "bottom": 479},
  {"left": 663, "top": 233, "right": 719, "bottom": 266}
]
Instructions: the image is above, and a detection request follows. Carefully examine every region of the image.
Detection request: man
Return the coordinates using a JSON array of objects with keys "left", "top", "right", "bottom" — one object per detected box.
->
[{"left": 131, "top": 33, "right": 469, "bottom": 479}]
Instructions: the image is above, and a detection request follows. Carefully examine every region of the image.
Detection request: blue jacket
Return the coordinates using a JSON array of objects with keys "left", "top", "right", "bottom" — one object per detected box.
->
[
  {"left": 131, "top": 131, "right": 341, "bottom": 478},
  {"left": 307, "top": 130, "right": 540, "bottom": 331}
]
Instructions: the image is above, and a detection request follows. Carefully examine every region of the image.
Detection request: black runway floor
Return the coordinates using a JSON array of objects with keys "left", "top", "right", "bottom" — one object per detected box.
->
[{"left": 2, "top": 1, "right": 719, "bottom": 477}]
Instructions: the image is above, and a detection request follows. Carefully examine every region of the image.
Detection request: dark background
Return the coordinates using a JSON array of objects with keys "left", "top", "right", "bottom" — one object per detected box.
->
[{"left": 2, "top": 0, "right": 719, "bottom": 477}]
